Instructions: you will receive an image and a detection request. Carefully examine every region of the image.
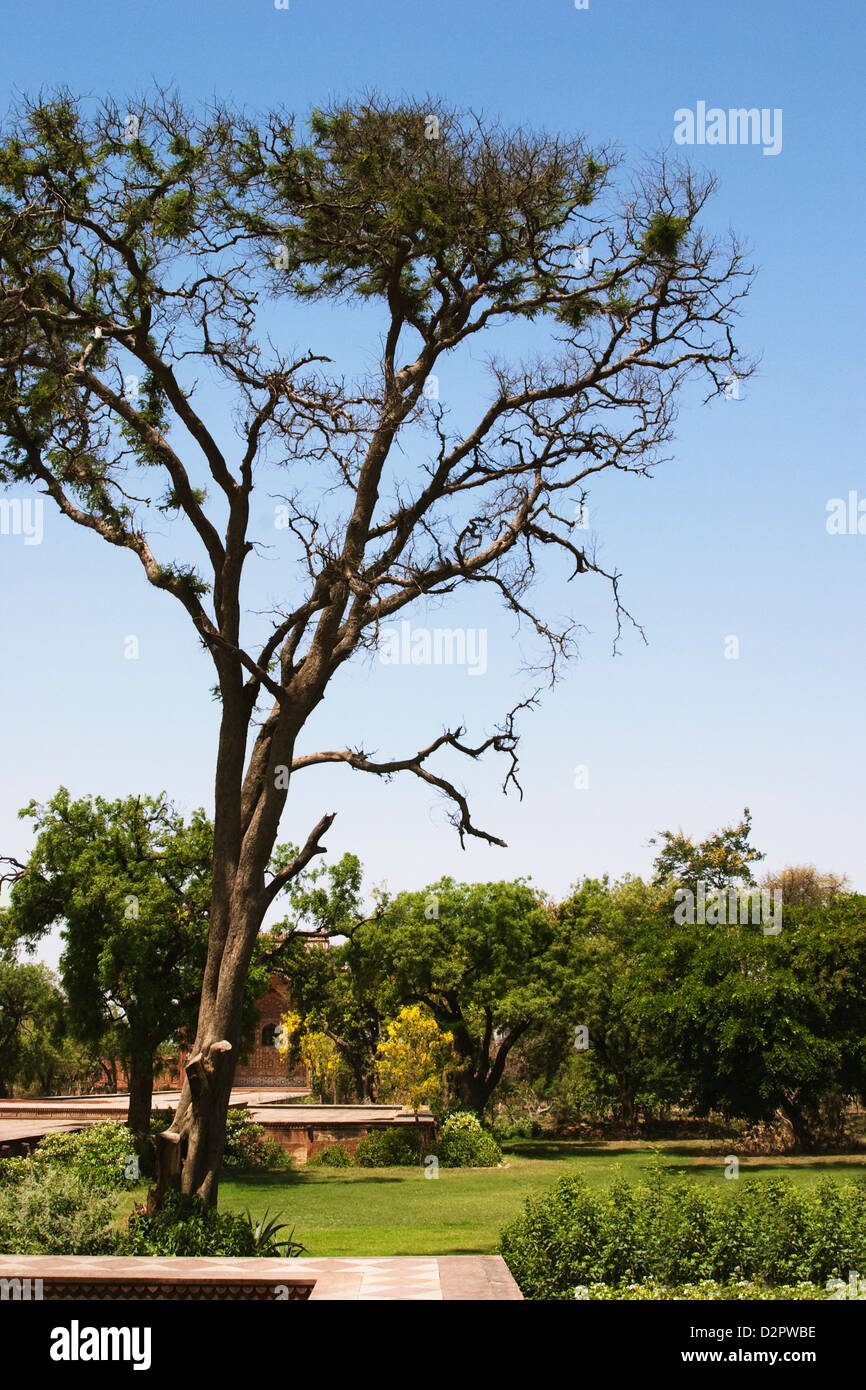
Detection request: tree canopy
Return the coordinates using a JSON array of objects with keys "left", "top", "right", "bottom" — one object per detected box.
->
[
  {"left": 354, "top": 877, "right": 568, "bottom": 1112},
  {"left": 2, "top": 788, "right": 211, "bottom": 1134}
]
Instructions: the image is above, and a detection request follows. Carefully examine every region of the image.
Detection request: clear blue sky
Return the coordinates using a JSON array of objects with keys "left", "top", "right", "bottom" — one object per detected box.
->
[{"left": 1, "top": 0, "right": 864, "bottom": 960}]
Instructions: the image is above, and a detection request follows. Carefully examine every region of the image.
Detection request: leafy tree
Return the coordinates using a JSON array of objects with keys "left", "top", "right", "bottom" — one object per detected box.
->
[
  {"left": 3, "top": 788, "right": 211, "bottom": 1136},
  {"left": 647, "top": 893, "right": 866, "bottom": 1151},
  {"left": 650, "top": 808, "right": 765, "bottom": 893},
  {"left": 277, "top": 1013, "right": 350, "bottom": 1103},
  {"left": 277, "top": 939, "right": 385, "bottom": 1102},
  {"left": 555, "top": 877, "right": 681, "bottom": 1130},
  {"left": 375, "top": 1005, "right": 453, "bottom": 1113},
  {"left": 0, "top": 959, "right": 64, "bottom": 1098},
  {"left": 14, "top": 1014, "right": 104, "bottom": 1098},
  {"left": 356, "top": 878, "right": 568, "bottom": 1113},
  {"left": 0, "top": 90, "right": 752, "bottom": 1201}
]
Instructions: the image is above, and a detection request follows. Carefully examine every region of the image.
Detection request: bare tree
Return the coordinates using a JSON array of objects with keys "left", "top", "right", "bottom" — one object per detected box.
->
[
  {"left": 0, "top": 91, "right": 753, "bottom": 1203},
  {"left": 761, "top": 865, "right": 850, "bottom": 909}
]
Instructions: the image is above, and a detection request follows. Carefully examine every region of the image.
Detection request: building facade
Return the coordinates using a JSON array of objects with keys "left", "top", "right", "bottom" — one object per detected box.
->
[{"left": 233, "top": 976, "right": 309, "bottom": 1089}]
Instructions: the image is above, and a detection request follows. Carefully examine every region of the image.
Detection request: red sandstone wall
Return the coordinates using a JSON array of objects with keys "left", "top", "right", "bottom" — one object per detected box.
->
[{"left": 234, "top": 977, "right": 309, "bottom": 1088}]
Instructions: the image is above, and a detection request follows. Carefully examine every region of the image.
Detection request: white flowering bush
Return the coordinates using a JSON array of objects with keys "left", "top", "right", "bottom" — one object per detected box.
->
[{"left": 574, "top": 1279, "right": 828, "bottom": 1301}]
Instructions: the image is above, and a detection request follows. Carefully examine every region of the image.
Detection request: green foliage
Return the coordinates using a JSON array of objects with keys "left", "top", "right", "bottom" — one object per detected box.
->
[
  {"left": 0, "top": 959, "right": 66, "bottom": 1096},
  {"left": 0, "top": 1166, "right": 117, "bottom": 1254},
  {"left": 242, "top": 1207, "right": 306, "bottom": 1256},
  {"left": 644, "top": 893, "right": 866, "bottom": 1149},
  {"left": 121, "top": 1191, "right": 261, "bottom": 1256},
  {"left": 5, "top": 789, "right": 212, "bottom": 1113},
  {"left": 554, "top": 876, "right": 682, "bottom": 1128},
  {"left": 491, "top": 1116, "right": 540, "bottom": 1142},
  {"left": 29, "top": 1121, "right": 140, "bottom": 1191},
  {"left": 499, "top": 1165, "right": 866, "bottom": 1299},
  {"left": 356, "top": 878, "right": 567, "bottom": 1113},
  {"left": 354, "top": 1127, "right": 422, "bottom": 1168},
  {"left": 271, "top": 98, "right": 609, "bottom": 320},
  {"left": 307, "top": 1142, "right": 357, "bottom": 1168},
  {"left": 0, "top": 1155, "right": 32, "bottom": 1185},
  {"left": 434, "top": 1112, "right": 502, "bottom": 1168},
  {"left": 650, "top": 807, "right": 764, "bottom": 891},
  {"left": 222, "top": 1108, "right": 293, "bottom": 1171},
  {"left": 269, "top": 855, "right": 381, "bottom": 1102},
  {"left": 642, "top": 211, "right": 689, "bottom": 259}
]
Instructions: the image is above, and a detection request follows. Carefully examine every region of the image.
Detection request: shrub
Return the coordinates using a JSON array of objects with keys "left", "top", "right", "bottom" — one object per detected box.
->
[
  {"left": 308, "top": 1142, "right": 357, "bottom": 1168},
  {"left": 355, "top": 1127, "right": 422, "bottom": 1167},
  {"left": 0, "top": 1155, "right": 31, "bottom": 1185},
  {"left": 121, "top": 1191, "right": 259, "bottom": 1256},
  {"left": 499, "top": 1165, "right": 866, "bottom": 1300},
  {"left": 434, "top": 1112, "right": 502, "bottom": 1168},
  {"left": 28, "top": 1121, "right": 140, "bottom": 1191},
  {"left": 222, "top": 1108, "right": 293, "bottom": 1171},
  {"left": 574, "top": 1280, "right": 829, "bottom": 1300},
  {"left": 0, "top": 1167, "right": 117, "bottom": 1254},
  {"left": 492, "top": 1116, "right": 539, "bottom": 1142}
]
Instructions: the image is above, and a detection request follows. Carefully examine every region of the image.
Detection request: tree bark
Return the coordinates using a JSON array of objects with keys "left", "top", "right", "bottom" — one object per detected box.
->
[
  {"left": 126, "top": 1051, "right": 155, "bottom": 1141},
  {"left": 618, "top": 1079, "right": 638, "bottom": 1133},
  {"left": 455, "top": 1071, "right": 488, "bottom": 1115},
  {"left": 779, "top": 1097, "right": 818, "bottom": 1154}
]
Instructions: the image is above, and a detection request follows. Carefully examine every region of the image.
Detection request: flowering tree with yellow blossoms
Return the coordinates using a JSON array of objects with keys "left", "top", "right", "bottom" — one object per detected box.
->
[
  {"left": 375, "top": 1005, "right": 453, "bottom": 1115},
  {"left": 277, "top": 1010, "right": 347, "bottom": 1102}
]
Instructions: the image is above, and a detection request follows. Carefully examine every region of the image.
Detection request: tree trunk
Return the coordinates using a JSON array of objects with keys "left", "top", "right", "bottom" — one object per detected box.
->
[
  {"left": 99, "top": 1056, "right": 118, "bottom": 1092},
  {"left": 126, "top": 1051, "right": 155, "bottom": 1142},
  {"left": 455, "top": 1070, "right": 488, "bottom": 1114},
  {"left": 618, "top": 1079, "right": 638, "bottom": 1133},
  {"left": 155, "top": 676, "right": 321, "bottom": 1206},
  {"left": 779, "top": 1097, "right": 818, "bottom": 1154},
  {"left": 160, "top": 884, "right": 267, "bottom": 1206}
]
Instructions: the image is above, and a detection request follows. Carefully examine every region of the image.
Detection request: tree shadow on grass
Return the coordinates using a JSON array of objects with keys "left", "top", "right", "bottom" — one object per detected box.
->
[
  {"left": 731, "top": 1159, "right": 866, "bottom": 1176},
  {"left": 503, "top": 1141, "right": 742, "bottom": 1162},
  {"left": 224, "top": 1169, "right": 405, "bottom": 1186},
  {"left": 503, "top": 1141, "right": 711, "bottom": 1160}
]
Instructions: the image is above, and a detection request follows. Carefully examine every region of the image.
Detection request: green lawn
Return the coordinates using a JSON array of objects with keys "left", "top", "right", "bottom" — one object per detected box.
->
[{"left": 125, "top": 1140, "right": 866, "bottom": 1259}]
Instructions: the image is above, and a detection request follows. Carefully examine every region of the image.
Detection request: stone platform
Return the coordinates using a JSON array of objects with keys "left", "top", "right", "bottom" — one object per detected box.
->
[{"left": 0, "top": 1256, "right": 522, "bottom": 1301}]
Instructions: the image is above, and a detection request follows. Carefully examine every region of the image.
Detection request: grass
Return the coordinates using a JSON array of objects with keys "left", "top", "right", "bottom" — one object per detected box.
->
[{"left": 120, "top": 1139, "right": 866, "bottom": 1258}]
